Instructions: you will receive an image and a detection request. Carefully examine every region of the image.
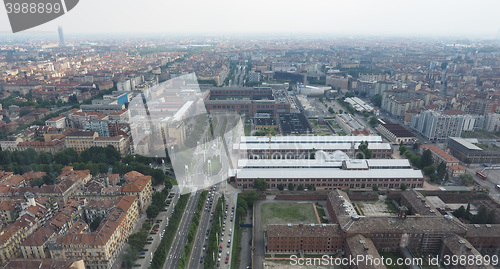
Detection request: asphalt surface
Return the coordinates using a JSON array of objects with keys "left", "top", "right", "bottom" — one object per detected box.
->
[
  {"left": 137, "top": 190, "right": 179, "bottom": 269},
  {"left": 162, "top": 190, "right": 201, "bottom": 269},
  {"left": 239, "top": 210, "right": 252, "bottom": 269},
  {"left": 190, "top": 183, "right": 239, "bottom": 269},
  {"left": 189, "top": 186, "right": 220, "bottom": 269}
]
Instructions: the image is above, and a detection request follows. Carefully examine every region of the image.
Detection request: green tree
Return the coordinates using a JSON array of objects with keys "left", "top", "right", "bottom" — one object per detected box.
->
[
  {"left": 423, "top": 165, "right": 437, "bottom": 176},
  {"left": 151, "top": 169, "right": 166, "bottom": 186},
  {"left": 152, "top": 192, "right": 167, "bottom": 208},
  {"left": 147, "top": 204, "right": 160, "bottom": 219},
  {"left": 288, "top": 183, "right": 294, "bottom": 191},
  {"left": 421, "top": 149, "right": 433, "bottom": 168},
  {"left": 369, "top": 116, "right": 378, "bottom": 127},
  {"left": 98, "top": 163, "right": 108, "bottom": 174},
  {"left": 453, "top": 205, "right": 466, "bottom": 219},
  {"left": 437, "top": 162, "right": 447, "bottom": 180},
  {"left": 465, "top": 203, "right": 471, "bottom": 220},
  {"left": 356, "top": 141, "right": 372, "bottom": 159},
  {"left": 409, "top": 155, "right": 421, "bottom": 167},
  {"left": 164, "top": 178, "right": 173, "bottom": 190},
  {"left": 241, "top": 191, "right": 258, "bottom": 207},
  {"left": 297, "top": 184, "right": 304, "bottom": 191},
  {"left": 459, "top": 173, "right": 474, "bottom": 186},
  {"left": 277, "top": 184, "right": 284, "bottom": 191},
  {"left": 372, "top": 185, "right": 379, "bottom": 191},
  {"left": 400, "top": 184, "right": 407, "bottom": 191},
  {"left": 42, "top": 174, "right": 55, "bottom": 185},
  {"left": 253, "top": 178, "right": 268, "bottom": 191},
  {"left": 399, "top": 145, "right": 407, "bottom": 156},
  {"left": 31, "top": 178, "right": 44, "bottom": 187},
  {"left": 412, "top": 142, "right": 419, "bottom": 151},
  {"left": 371, "top": 94, "right": 382, "bottom": 107}
]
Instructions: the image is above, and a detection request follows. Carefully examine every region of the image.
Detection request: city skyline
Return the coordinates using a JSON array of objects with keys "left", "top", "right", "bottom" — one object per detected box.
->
[{"left": 0, "top": 0, "right": 500, "bottom": 37}]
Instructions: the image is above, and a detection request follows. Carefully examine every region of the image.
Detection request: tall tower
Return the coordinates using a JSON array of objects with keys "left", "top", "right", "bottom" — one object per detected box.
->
[{"left": 58, "top": 26, "right": 65, "bottom": 47}]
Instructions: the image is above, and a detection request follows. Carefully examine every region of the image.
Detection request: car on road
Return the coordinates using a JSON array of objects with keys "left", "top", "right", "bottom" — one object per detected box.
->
[
  {"left": 225, "top": 256, "right": 229, "bottom": 264},
  {"left": 154, "top": 228, "right": 159, "bottom": 232},
  {"left": 140, "top": 252, "right": 146, "bottom": 255}
]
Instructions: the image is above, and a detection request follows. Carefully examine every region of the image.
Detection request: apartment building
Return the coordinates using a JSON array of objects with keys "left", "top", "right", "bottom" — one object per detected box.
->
[
  {"left": 382, "top": 96, "right": 424, "bottom": 118},
  {"left": 121, "top": 171, "right": 153, "bottom": 212},
  {"left": 49, "top": 196, "right": 138, "bottom": 269},
  {"left": 204, "top": 87, "right": 291, "bottom": 117},
  {"left": 0, "top": 137, "right": 23, "bottom": 152},
  {"left": 45, "top": 116, "right": 66, "bottom": 129},
  {"left": 411, "top": 110, "right": 465, "bottom": 141},
  {"left": 20, "top": 226, "right": 55, "bottom": 259},
  {"left": 17, "top": 140, "right": 65, "bottom": 154},
  {"left": 65, "top": 131, "right": 130, "bottom": 156}
]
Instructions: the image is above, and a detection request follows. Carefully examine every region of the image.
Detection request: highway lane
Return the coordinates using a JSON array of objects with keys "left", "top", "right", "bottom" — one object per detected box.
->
[
  {"left": 163, "top": 190, "right": 201, "bottom": 269},
  {"left": 189, "top": 186, "right": 220, "bottom": 268}
]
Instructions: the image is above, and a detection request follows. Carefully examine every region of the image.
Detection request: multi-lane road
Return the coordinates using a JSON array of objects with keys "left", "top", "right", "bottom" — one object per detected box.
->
[{"left": 162, "top": 190, "right": 201, "bottom": 269}]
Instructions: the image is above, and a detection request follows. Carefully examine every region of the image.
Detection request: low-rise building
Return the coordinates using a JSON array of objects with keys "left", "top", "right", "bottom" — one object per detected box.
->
[
  {"left": 447, "top": 137, "right": 500, "bottom": 164},
  {"left": 266, "top": 224, "right": 342, "bottom": 253},
  {"left": 376, "top": 123, "right": 416, "bottom": 145},
  {"left": 439, "top": 234, "right": 495, "bottom": 269},
  {"left": 420, "top": 144, "right": 460, "bottom": 167},
  {"left": 344, "top": 234, "right": 387, "bottom": 269}
]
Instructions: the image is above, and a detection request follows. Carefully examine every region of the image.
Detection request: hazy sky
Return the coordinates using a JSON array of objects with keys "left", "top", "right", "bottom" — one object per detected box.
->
[{"left": 1, "top": 0, "right": 500, "bottom": 37}]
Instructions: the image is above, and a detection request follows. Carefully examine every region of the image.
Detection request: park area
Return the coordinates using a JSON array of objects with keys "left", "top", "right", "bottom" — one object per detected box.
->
[{"left": 261, "top": 202, "right": 318, "bottom": 228}]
